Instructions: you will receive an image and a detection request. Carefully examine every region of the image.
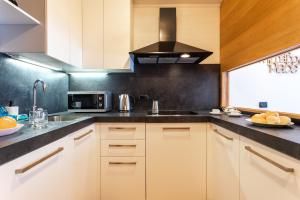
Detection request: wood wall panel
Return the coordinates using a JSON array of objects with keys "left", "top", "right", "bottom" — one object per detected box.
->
[{"left": 221, "top": 0, "right": 300, "bottom": 71}]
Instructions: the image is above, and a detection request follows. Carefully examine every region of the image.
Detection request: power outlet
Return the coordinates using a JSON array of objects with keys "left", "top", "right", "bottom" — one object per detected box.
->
[{"left": 259, "top": 102, "right": 268, "bottom": 108}]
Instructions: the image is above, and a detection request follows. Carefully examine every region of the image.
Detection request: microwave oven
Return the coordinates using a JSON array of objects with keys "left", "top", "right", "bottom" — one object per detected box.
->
[{"left": 68, "top": 91, "right": 112, "bottom": 112}]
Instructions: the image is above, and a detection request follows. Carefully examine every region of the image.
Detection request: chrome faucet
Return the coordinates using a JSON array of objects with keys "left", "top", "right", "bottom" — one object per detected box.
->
[{"left": 33, "top": 80, "right": 47, "bottom": 111}]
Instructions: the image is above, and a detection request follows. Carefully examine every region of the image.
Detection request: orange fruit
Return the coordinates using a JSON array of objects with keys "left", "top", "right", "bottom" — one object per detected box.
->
[{"left": 0, "top": 117, "right": 17, "bottom": 129}]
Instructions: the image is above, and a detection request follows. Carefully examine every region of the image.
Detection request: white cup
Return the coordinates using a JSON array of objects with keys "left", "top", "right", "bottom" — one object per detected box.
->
[
  {"left": 211, "top": 109, "right": 221, "bottom": 113},
  {"left": 229, "top": 110, "right": 241, "bottom": 115},
  {"left": 5, "top": 106, "right": 19, "bottom": 115}
]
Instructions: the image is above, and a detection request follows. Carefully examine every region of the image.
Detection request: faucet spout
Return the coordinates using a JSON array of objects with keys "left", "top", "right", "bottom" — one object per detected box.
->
[{"left": 33, "top": 79, "right": 47, "bottom": 111}]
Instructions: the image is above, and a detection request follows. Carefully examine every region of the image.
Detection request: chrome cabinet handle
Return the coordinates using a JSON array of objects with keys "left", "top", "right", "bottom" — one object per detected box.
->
[
  {"left": 109, "top": 144, "right": 137, "bottom": 148},
  {"left": 108, "top": 127, "right": 136, "bottom": 131},
  {"left": 109, "top": 162, "right": 137, "bottom": 165},
  {"left": 214, "top": 129, "right": 233, "bottom": 141},
  {"left": 74, "top": 129, "right": 93, "bottom": 141},
  {"left": 162, "top": 127, "right": 190, "bottom": 131},
  {"left": 15, "top": 147, "right": 64, "bottom": 174},
  {"left": 245, "top": 146, "right": 294, "bottom": 173}
]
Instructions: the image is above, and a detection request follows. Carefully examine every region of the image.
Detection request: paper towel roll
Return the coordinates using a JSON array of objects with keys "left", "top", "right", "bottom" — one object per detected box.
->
[{"left": 5, "top": 106, "right": 19, "bottom": 115}]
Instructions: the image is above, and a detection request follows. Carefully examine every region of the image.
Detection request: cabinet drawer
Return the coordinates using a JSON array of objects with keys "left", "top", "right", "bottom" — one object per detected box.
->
[
  {"left": 101, "top": 140, "right": 145, "bottom": 157},
  {"left": 100, "top": 123, "right": 145, "bottom": 140},
  {"left": 101, "top": 157, "right": 145, "bottom": 200}
]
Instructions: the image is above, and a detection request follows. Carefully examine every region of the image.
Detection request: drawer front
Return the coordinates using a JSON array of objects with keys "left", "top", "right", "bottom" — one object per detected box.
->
[
  {"left": 101, "top": 140, "right": 145, "bottom": 157},
  {"left": 101, "top": 157, "right": 145, "bottom": 200},
  {"left": 100, "top": 123, "right": 145, "bottom": 140}
]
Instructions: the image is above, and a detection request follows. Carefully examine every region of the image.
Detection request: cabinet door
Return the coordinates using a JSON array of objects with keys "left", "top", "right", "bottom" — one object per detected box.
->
[
  {"left": 207, "top": 124, "right": 239, "bottom": 200},
  {"left": 0, "top": 137, "right": 68, "bottom": 200},
  {"left": 101, "top": 157, "right": 145, "bottom": 200},
  {"left": 240, "top": 136, "right": 300, "bottom": 200},
  {"left": 101, "top": 140, "right": 145, "bottom": 157},
  {"left": 100, "top": 123, "right": 145, "bottom": 140},
  {"left": 146, "top": 123, "right": 206, "bottom": 200},
  {"left": 67, "top": 124, "right": 100, "bottom": 200},
  {"left": 82, "top": 0, "right": 104, "bottom": 68},
  {"left": 103, "top": 0, "right": 131, "bottom": 69},
  {"left": 46, "top": 0, "right": 70, "bottom": 63},
  {"left": 69, "top": 0, "right": 83, "bottom": 67}
]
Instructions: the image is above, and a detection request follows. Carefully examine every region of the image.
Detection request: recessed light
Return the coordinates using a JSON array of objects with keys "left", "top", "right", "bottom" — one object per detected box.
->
[{"left": 181, "top": 53, "right": 191, "bottom": 58}]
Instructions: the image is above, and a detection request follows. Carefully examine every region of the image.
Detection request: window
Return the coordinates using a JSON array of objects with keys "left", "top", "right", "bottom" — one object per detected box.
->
[{"left": 229, "top": 48, "right": 300, "bottom": 114}]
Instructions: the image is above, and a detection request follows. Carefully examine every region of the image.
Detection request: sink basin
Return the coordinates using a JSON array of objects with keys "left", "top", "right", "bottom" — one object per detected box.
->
[
  {"left": 147, "top": 110, "right": 198, "bottom": 116},
  {"left": 48, "top": 114, "right": 83, "bottom": 122}
]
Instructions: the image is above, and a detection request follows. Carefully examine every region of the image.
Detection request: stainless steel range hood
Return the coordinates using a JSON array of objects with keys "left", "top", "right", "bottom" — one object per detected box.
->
[{"left": 129, "top": 8, "right": 213, "bottom": 65}]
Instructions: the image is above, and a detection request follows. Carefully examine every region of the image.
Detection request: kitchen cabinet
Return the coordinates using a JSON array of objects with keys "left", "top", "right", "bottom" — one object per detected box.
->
[
  {"left": 0, "top": 0, "right": 40, "bottom": 24},
  {"left": 0, "top": 0, "right": 82, "bottom": 66},
  {"left": 146, "top": 123, "right": 206, "bottom": 200},
  {"left": 0, "top": 135, "right": 68, "bottom": 200},
  {"left": 101, "top": 157, "right": 145, "bottom": 200},
  {"left": 82, "top": 0, "right": 104, "bottom": 68},
  {"left": 0, "top": 124, "right": 100, "bottom": 200},
  {"left": 207, "top": 124, "right": 239, "bottom": 200},
  {"left": 82, "top": 0, "right": 132, "bottom": 69},
  {"left": 66, "top": 124, "right": 100, "bottom": 200},
  {"left": 100, "top": 123, "right": 145, "bottom": 200},
  {"left": 103, "top": 0, "right": 132, "bottom": 69},
  {"left": 240, "top": 136, "right": 300, "bottom": 200}
]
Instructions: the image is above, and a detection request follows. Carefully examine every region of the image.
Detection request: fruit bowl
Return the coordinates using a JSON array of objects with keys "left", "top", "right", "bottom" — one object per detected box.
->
[{"left": 0, "top": 124, "right": 24, "bottom": 137}]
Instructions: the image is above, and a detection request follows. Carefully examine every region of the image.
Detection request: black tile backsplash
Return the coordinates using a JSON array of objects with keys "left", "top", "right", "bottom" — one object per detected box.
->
[
  {"left": 69, "top": 64, "right": 220, "bottom": 111},
  {"left": 0, "top": 52, "right": 219, "bottom": 113},
  {"left": 0, "top": 54, "right": 68, "bottom": 114}
]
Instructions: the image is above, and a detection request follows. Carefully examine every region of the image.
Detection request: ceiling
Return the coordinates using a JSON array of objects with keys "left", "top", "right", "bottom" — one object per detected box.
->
[{"left": 134, "top": 0, "right": 222, "bottom": 4}]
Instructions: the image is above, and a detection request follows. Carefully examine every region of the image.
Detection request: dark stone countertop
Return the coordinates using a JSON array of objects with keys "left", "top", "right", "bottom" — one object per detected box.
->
[{"left": 0, "top": 111, "right": 300, "bottom": 166}]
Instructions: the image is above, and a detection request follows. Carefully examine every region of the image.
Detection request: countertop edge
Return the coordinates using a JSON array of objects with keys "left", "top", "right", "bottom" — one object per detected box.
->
[{"left": 1, "top": 114, "right": 300, "bottom": 166}]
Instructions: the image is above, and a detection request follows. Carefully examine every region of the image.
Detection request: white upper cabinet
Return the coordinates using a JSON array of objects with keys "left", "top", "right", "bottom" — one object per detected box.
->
[
  {"left": 0, "top": 0, "right": 83, "bottom": 66},
  {"left": 0, "top": 0, "right": 40, "bottom": 24},
  {"left": 103, "top": 0, "right": 132, "bottom": 69},
  {"left": 82, "top": 0, "right": 104, "bottom": 68},
  {"left": 82, "top": 0, "right": 132, "bottom": 69},
  {"left": 46, "top": 0, "right": 71, "bottom": 64},
  {"left": 46, "top": 0, "right": 83, "bottom": 65}
]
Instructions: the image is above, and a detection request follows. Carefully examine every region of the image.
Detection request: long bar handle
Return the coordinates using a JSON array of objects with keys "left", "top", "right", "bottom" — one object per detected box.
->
[
  {"left": 162, "top": 127, "right": 191, "bottom": 131},
  {"left": 109, "top": 127, "right": 136, "bottom": 131},
  {"left": 109, "top": 162, "right": 137, "bottom": 165},
  {"left": 15, "top": 147, "right": 64, "bottom": 174},
  {"left": 214, "top": 129, "right": 233, "bottom": 141},
  {"left": 109, "top": 144, "right": 137, "bottom": 148},
  {"left": 245, "top": 146, "right": 294, "bottom": 173},
  {"left": 74, "top": 129, "right": 93, "bottom": 141}
]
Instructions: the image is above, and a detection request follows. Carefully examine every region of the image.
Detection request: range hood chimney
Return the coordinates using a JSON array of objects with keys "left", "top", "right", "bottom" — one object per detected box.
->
[{"left": 129, "top": 8, "right": 213, "bottom": 65}]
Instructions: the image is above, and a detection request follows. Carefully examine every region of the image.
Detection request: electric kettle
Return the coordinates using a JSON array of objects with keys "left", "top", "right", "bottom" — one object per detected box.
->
[{"left": 118, "top": 94, "right": 133, "bottom": 112}]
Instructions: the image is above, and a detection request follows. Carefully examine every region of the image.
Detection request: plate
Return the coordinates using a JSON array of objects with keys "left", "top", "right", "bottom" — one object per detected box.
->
[
  {"left": 246, "top": 118, "right": 294, "bottom": 128},
  {"left": 228, "top": 113, "right": 243, "bottom": 117},
  {"left": 0, "top": 124, "right": 24, "bottom": 137},
  {"left": 209, "top": 112, "right": 222, "bottom": 115}
]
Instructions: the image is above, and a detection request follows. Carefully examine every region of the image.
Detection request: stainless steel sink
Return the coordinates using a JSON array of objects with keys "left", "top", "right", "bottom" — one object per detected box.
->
[
  {"left": 48, "top": 114, "right": 83, "bottom": 122},
  {"left": 147, "top": 110, "right": 198, "bottom": 116}
]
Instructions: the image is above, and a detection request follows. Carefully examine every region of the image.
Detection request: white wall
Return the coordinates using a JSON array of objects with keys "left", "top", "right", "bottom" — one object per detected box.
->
[
  {"left": 133, "top": 4, "right": 220, "bottom": 64},
  {"left": 229, "top": 48, "right": 300, "bottom": 114}
]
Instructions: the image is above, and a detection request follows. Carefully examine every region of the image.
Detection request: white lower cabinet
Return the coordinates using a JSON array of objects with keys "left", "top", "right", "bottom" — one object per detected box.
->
[
  {"left": 66, "top": 124, "right": 100, "bottom": 200},
  {"left": 146, "top": 123, "right": 207, "bottom": 200},
  {"left": 0, "top": 124, "right": 100, "bottom": 200},
  {"left": 0, "top": 136, "right": 68, "bottom": 200},
  {"left": 207, "top": 124, "right": 239, "bottom": 200},
  {"left": 100, "top": 123, "right": 146, "bottom": 200},
  {"left": 240, "top": 136, "right": 300, "bottom": 200},
  {"left": 100, "top": 157, "right": 145, "bottom": 200}
]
